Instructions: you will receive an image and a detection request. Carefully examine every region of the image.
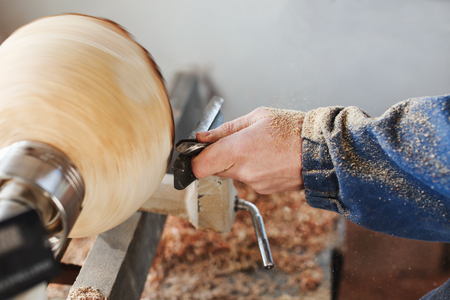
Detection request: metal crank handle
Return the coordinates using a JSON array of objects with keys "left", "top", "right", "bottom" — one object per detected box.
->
[{"left": 235, "top": 198, "right": 274, "bottom": 269}]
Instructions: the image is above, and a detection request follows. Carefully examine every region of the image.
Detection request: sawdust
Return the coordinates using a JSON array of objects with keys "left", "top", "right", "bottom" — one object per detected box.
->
[
  {"left": 301, "top": 97, "right": 450, "bottom": 235},
  {"left": 262, "top": 107, "right": 305, "bottom": 151},
  {"left": 141, "top": 182, "right": 341, "bottom": 300},
  {"left": 67, "top": 286, "right": 106, "bottom": 300}
]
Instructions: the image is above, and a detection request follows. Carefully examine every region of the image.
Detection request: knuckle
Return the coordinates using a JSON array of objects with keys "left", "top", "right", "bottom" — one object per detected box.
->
[
  {"left": 191, "top": 158, "right": 206, "bottom": 179},
  {"left": 249, "top": 108, "right": 262, "bottom": 118},
  {"left": 253, "top": 107, "right": 265, "bottom": 114},
  {"left": 250, "top": 107, "right": 269, "bottom": 121},
  {"left": 220, "top": 122, "right": 235, "bottom": 135}
]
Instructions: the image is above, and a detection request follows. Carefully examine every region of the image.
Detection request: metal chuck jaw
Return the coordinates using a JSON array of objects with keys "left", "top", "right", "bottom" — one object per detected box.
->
[{"left": 0, "top": 141, "right": 85, "bottom": 300}]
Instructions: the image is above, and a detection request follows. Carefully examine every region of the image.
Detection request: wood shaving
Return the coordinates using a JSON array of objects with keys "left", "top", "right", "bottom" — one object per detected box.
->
[
  {"left": 67, "top": 286, "right": 106, "bottom": 300},
  {"left": 142, "top": 182, "right": 341, "bottom": 299},
  {"left": 47, "top": 237, "right": 97, "bottom": 299}
]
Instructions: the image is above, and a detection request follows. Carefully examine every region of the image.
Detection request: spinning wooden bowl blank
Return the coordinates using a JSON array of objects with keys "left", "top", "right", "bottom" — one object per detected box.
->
[{"left": 0, "top": 14, "right": 174, "bottom": 237}]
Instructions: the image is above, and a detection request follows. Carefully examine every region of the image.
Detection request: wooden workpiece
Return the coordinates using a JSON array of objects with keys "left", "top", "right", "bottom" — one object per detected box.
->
[
  {"left": 0, "top": 14, "right": 174, "bottom": 238},
  {"left": 47, "top": 73, "right": 216, "bottom": 300}
]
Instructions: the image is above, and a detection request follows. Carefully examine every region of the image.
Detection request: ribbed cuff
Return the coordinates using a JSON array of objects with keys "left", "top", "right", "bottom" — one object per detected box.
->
[{"left": 301, "top": 107, "right": 343, "bottom": 213}]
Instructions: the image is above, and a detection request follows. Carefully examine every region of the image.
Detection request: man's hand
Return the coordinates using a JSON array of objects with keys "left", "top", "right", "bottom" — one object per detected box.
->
[{"left": 191, "top": 107, "right": 304, "bottom": 194}]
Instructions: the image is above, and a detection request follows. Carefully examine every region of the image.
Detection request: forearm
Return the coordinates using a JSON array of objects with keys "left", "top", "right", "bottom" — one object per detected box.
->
[{"left": 302, "top": 95, "right": 450, "bottom": 242}]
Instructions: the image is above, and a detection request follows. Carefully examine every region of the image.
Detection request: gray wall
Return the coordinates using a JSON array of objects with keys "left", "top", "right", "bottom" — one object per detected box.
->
[{"left": 0, "top": 0, "right": 449, "bottom": 120}]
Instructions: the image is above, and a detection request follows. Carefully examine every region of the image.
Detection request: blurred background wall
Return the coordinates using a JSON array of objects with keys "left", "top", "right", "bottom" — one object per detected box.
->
[{"left": 0, "top": 0, "right": 449, "bottom": 121}]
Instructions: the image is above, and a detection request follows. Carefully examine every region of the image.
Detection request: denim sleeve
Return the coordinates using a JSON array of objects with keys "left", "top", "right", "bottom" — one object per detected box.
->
[
  {"left": 301, "top": 95, "right": 450, "bottom": 242},
  {"left": 420, "top": 278, "right": 450, "bottom": 300}
]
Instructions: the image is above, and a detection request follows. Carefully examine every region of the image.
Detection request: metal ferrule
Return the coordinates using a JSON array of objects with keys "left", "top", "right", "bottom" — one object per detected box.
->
[{"left": 0, "top": 141, "right": 85, "bottom": 252}]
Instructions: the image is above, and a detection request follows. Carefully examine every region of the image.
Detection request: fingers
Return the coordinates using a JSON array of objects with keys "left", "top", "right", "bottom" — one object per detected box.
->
[
  {"left": 196, "top": 115, "right": 251, "bottom": 143},
  {"left": 191, "top": 136, "right": 236, "bottom": 179},
  {"left": 192, "top": 107, "right": 305, "bottom": 195},
  {"left": 196, "top": 108, "right": 269, "bottom": 143},
  {"left": 214, "top": 170, "right": 303, "bottom": 195}
]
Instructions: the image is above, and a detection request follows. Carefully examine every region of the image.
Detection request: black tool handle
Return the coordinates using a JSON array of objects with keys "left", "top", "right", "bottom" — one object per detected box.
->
[
  {"left": 173, "top": 154, "right": 197, "bottom": 190},
  {"left": 172, "top": 97, "right": 224, "bottom": 190}
]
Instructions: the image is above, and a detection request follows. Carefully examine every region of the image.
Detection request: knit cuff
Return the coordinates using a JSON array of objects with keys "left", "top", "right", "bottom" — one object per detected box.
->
[{"left": 301, "top": 107, "right": 343, "bottom": 213}]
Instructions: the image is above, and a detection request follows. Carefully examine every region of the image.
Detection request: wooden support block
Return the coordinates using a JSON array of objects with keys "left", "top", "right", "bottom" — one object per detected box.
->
[
  {"left": 196, "top": 177, "right": 237, "bottom": 233},
  {"left": 139, "top": 174, "right": 237, "bottom": 233},
  {"left": 140, "top": 174, "right": 197, "bottom": 221}
]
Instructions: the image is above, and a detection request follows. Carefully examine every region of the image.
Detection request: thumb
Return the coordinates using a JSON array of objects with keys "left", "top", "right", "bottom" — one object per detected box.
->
[
  {"left": 191, "top": 138, "right": 234, "bottom": 179},
  {"left": 196, "top": 108, "right": 268, "bottom": 143}
]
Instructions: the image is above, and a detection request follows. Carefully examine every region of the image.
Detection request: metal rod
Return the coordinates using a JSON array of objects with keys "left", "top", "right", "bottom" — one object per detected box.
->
[
  {"left": 188, "top": 96, "right": 224, "bottom": 139},
  {"left": 235, "top": 198, "right": 274, "bottom": 269}
]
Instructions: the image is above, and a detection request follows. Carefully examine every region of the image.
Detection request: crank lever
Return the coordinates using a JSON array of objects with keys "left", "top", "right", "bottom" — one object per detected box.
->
[{"left": 235, "top": 198, "right": 274, "bottom": 269}]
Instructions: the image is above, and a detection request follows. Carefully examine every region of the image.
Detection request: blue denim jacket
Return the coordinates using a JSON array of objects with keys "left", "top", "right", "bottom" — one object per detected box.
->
[{"left": 301, "top": 95, "right": 450, "bottom": 299}]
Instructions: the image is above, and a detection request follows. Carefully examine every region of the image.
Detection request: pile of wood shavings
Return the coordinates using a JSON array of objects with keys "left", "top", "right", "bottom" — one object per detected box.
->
[
  {"left": 141, "top": 181, "right": 340, "bottom": 300},
  {"left": 47, "top": 236, "right": 97, "bottom": 299},
  {"left": 67, "top": 286, "right": 106, "bottom": 300}
]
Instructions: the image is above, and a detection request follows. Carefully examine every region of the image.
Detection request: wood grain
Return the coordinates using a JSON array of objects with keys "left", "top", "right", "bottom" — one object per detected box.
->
[{"left": 0, "top": 14, "right": 174, "bottom": 237}]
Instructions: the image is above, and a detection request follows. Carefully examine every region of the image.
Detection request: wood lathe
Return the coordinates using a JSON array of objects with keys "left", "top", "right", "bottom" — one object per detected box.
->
[{"left": 0, "top": 14, "right": 273, "bottom": 300}]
